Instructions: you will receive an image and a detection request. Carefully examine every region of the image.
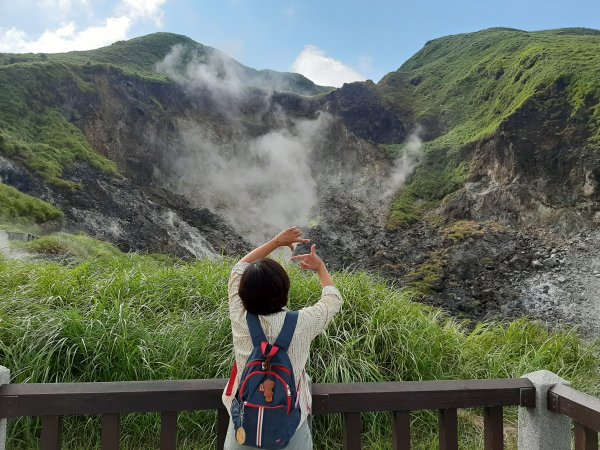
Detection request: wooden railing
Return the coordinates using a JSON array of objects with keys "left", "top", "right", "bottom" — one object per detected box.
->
[
  {"left": 547, "top": 384, "right": 600, "bottom": 450},
  {"left": 0, "top": 378, "right": 535, "bottom": 449}
]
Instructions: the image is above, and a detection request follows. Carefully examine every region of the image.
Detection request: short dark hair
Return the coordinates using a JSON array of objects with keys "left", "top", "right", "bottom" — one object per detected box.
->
[{"left": 238, "top": 258, "right": 290, "bottom": 315}]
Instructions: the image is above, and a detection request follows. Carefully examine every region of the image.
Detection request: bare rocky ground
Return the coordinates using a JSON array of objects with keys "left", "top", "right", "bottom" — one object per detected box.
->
[
  {"left": 298, "top": 185, "right": 600, "bottom": 336},
  {"left": 513, "top": 229, "right": 600, "bottom": 335}
]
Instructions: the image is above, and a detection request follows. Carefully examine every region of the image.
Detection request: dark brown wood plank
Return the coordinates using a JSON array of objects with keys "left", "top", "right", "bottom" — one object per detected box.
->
[
  {"left": 574, "top": 421, "right": 599, "bottom": 450},
  {"left": 0, "top": 378, "right": 533, "bottom": 418},
  {"left": 217, "top": 408, "right": 230, "bottom": 450},
  {"left": 0, "top": 379, "right": 226, "bottom": 417},
  {"left": 101, "top": 413, "right": 120, "bottom": 450},
  {"left": 392, "top": 410, "right": 410, "bottom": 450},
  {"left": 438, "top": 408, "right": 458, "bottom": 450},
  {"left": 484, "top": 406, "right": 503, "bottom": 450},
  {"left": 311, "top": 379, "right": 533, "bottom": 414},
  {"left": 548, "top": 384, "right": 600, "bottom": 431},
  {"left": 41, "top": 415, "right": 62, "bottom": 450},
  {"left": 0, "top": 395, "right": 17, "bottom": 418},
  {"left": 520, "top": 387, "right": 536, "bottom": 407},
  {"left": 160, "top": 411, "right": 177, "bottom": 450},
  {"left": 343, "top": 412, "right": 361, "bottom": 450}
]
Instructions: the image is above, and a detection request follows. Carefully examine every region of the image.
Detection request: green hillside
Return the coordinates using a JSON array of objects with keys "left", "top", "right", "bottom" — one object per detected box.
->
[
  {"left": 0, "top": 61, "right": 119, "bottom": 189},
  {"left": 379, "top": 28, "right": 600, "bottom": 228},
  {"left": 0, "top": 33, "right": 332, "bottom": 191},
  {"left": 379, "top": 27, "right": 600, "bottom": 148},
  {"left": 0, "top": 32, "right": 333, "bottom": 92},
  {"left": 0, "top": 33, "right": 197, "bottom": 80}
]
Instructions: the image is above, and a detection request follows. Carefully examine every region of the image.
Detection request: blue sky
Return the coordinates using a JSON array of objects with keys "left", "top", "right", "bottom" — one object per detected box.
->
[{"left": 1, "top": 0, "right": 599, "bottom": 86}]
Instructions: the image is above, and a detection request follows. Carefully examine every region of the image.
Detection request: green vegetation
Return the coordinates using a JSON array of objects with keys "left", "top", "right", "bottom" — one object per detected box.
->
[
  {"left": 380, "top": 28, "right": 600, "bottom": 228},
  {"left": 0, "top": 33, "right": 330, "bottom": 190},
  {"left": 0, "top": 62, "right": 118, "bottom": 188},
  {"left": 0, "top": 33, "right": 196, "bottom": 82},
  {"left": 1, "top": 234, "right": 598, "bottom": 449},
  {"left": 388, "top": 150, "right": 468, "bottom": 229},
  {"left": 403, "top": 250, "right": 447, "bottom": 298},
  {"left": 0, "top": 183, "right": 62, "bottom": 223},
  {"left": 16, "top": 233, "right": 120, "bottom": 258},
  {"left": 379, "top": 28, "right": 600, "bottom": 150},
  {"left": 441, "top": 220, "right": 506, "bottom": 244},
  {"left": 442, "top": 220, "right": 485, "bottom": 243}
]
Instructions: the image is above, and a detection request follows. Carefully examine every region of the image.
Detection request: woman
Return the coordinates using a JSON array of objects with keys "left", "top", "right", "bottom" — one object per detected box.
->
[{"left": 222, "top": 226, "right": 343, "bottom": 449}]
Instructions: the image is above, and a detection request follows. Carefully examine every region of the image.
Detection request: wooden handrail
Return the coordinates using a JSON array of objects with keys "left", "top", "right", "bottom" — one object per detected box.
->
[
  {"left": 0, "top": 378, "right": 535, "bottom": 418},
  {"left": 0, "top": 377, "right": 536, "bottom": 450},
  {"left": 548, "top": 384, "right": 600, "bottom": 431},
  {"left": 548, "top": 384, "right": 600, "bottom": 450}
]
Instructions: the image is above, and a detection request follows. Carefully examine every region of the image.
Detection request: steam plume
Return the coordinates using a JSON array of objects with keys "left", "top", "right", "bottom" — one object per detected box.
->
[
  {"left": 384, "top": 127, "right": 423, "bottom": 198},
  {"left": 157, "top": 45, "right": 333, "bottom": 244}
]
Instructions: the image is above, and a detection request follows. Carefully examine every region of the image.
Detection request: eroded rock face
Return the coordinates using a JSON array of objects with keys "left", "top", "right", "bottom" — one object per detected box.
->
[
  {"left": 321, "top": 81, "right": 406, "bottom": 144},
  {"left": 0, "top": 154, "right": 249, "bottom": 258},
  {"left": 73, "top": 68, "right": 398, "bottom": 247},
  {"left": 443, "top": 92, "right": 600, "bottom": 233}
]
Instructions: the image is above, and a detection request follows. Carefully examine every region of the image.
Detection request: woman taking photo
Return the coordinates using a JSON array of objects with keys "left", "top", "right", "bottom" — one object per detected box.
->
[{"left": 222, "top": 226, "right": 343, "bottom": 449}]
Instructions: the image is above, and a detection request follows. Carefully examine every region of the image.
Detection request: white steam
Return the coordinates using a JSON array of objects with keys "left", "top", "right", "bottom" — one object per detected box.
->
[
  {"left": 173, "top": 114, "right": 332, "bottom": 244},
  {"left": 384, "top": 128, "right": 423, "bottom": 198},
  {"left": 157, "top": 44, "right": 249, "bottom": 102},
  {"left": 158, "top": 45, "right": 333, "bottom": 244}
]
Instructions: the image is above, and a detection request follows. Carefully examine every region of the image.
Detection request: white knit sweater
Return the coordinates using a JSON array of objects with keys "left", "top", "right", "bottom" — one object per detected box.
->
[{"left": 222, "top": 261, "right": 343, "bottom": 426}]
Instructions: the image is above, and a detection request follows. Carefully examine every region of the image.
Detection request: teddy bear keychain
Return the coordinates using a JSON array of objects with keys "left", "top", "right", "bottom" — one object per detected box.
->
[{"left": 262, "top": 378, "right": 275, "bottom": 402}]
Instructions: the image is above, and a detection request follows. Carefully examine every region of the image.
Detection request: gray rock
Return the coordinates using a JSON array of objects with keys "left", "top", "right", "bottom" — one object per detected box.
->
[
  {"left": 532, "top": 259, "right": 544, "bottom": 269},
  {"left": 543, "top": 256, "right": 559, "bottom": 268}
]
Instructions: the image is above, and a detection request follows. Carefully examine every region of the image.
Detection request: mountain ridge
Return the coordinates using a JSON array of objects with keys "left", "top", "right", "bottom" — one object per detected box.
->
[{"left": 0, "top": 32, "right": 334, "bottom": 95}]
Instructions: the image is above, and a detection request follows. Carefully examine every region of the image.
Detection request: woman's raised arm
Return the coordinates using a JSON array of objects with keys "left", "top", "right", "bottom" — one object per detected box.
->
[{"left": 240, "top": 226, "right": 310, "bottom": 263}]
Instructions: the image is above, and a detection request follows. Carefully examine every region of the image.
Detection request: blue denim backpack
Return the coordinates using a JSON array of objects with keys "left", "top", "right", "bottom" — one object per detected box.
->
[{"left": 230, "top": 311, "right": 301, "bottom": 448}]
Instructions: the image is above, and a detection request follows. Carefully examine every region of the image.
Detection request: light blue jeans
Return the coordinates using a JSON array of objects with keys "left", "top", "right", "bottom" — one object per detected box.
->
[{"left": 224, "top": 418, "right": 313, "bottom": 450}]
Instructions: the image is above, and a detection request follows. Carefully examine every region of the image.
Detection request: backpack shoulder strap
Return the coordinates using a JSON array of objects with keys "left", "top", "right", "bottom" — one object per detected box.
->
[
  {"left": 246, "top": 313, "right": 267, "bottom": 347},
  {"left": 274, "top": 311, "right": 298, "bottom": 351}
]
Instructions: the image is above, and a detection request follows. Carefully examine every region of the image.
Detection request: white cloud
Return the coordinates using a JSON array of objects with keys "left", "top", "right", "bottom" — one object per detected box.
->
[
  {"left": 117, "top": 0, "right": 166, "bottom": 26},
  {"left": 0, "top": 17, "right": 131, "bottom": 53},
  {"left": 292, "top": 45, "right": 365, "bottom": 87},
  {"left": 0, "top": 0, "right": 166, "bottom": 53},
  {"left": 0, "top": 28, "right": 30, "bottom": 53}
]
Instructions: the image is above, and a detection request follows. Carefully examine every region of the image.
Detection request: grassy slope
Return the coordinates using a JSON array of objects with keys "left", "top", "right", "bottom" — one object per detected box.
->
[
  {"left": 1, "top": 233, "right": 598, "bottom": 449},
  {"left": 0, "top": 61, "right": 119, "bottom": 189},
  {"left": 379, "top": 28, "right": 600, "bottom": 228},
  {"left": 0, "top": 183, "right": 62, "bottom": 223},
  {"left": 0, "top": 33, "right": 331, "bottom": 192},
  {"left": 0, "top": 34, "right": 197, "bottom": 190}
]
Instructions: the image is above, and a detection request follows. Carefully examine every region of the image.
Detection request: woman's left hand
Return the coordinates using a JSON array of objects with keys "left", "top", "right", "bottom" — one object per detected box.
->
[{"left": 274, "top": 226, "right": 310, "bottom": 252}]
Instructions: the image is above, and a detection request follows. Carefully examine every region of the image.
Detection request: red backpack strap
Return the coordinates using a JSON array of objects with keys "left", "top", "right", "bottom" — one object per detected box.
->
[{"left": 225, "top": 362, "right": 238, "bottom": 396}]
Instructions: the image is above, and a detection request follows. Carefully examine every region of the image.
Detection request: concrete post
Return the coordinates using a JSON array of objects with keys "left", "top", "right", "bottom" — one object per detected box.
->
[
  {"left": 518, "top": 370, "right": 571, "bottom": 450},
  {"left": 0, "top": 366, "right": 9, "bottom": 450}
]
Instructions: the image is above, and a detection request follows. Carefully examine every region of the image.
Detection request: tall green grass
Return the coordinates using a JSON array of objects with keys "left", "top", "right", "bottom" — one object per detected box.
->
[
  {"left": 0, "top": 183, "right": 62, "bottom": 224},
  {"left": 1, "top": 234, "right": 598, "bottom": 449}
]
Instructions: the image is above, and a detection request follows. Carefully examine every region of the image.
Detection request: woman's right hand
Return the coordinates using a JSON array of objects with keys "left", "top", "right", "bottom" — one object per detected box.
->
[
  {"left": 290, "top": 244, "right": 324, "bottom": 271},
  {"left": 274, "top": 226, "right": 310, "bottom": 252}
]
